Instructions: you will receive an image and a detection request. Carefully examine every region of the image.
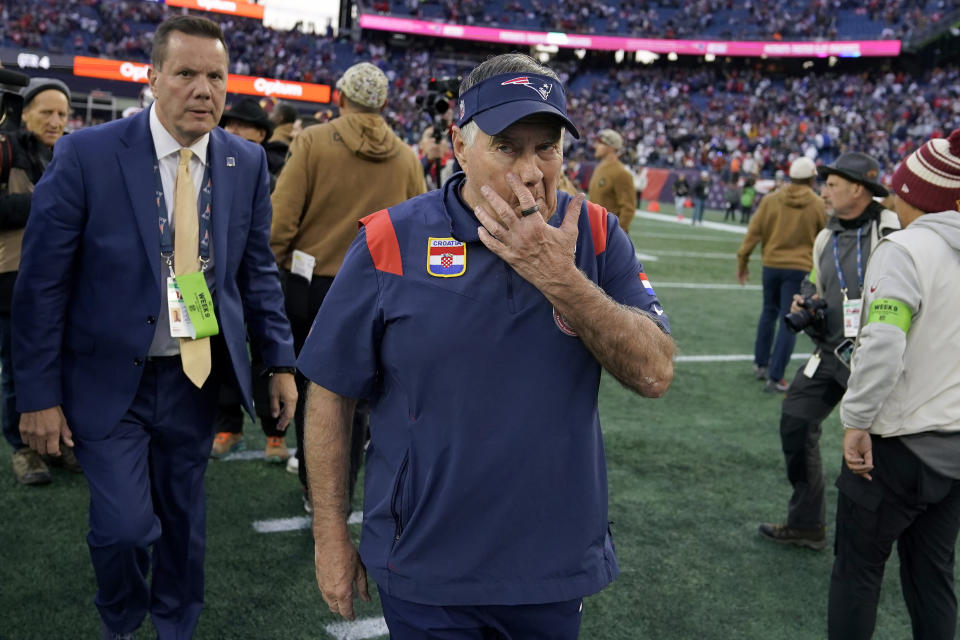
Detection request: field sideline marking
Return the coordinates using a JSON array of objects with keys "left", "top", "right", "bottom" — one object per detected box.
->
[
  {"left": 324, "top": 616, "right": 388, "bottom": 640},
  {"left": 221, "top": 447, "right": 296, "bottom": 462},
  {"left": 635, "top": 210, "right": 747, "bottom": 234},
  {"left": 641, "top": 231, "right": 744, "bottom": 243},
  {"left": 655, "top": 281, "right": 761, "bottom": 290},
  {"left": 252, "top": 510, "right": 363, "bottom": 533},
  {"left": 647, "top": 249, "right": 742, "bottom": 259},
  {"left": 675, "top": 353, "right": 811, "bottom": 363}
]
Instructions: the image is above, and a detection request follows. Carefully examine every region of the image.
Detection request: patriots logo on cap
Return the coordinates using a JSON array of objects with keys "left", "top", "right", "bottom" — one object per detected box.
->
[{"left": 501, "top": 77, "right": 553, "bottom": 101}]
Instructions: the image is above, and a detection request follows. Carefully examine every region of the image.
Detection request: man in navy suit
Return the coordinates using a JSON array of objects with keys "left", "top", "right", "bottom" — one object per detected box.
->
[{"left": 11, "top": 16, "right": 297, "bottom": 640}]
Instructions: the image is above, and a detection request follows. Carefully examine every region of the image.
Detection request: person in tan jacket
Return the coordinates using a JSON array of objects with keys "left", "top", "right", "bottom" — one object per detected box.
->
[
  {"left": 269, "top": 62, "right": 425, "bottom": 509},
  {"left": 736, "top": 156, "right": 827, "bottom": 391},
  {"left": 587, "top": 128, "right": 636, "bottom": 233}
]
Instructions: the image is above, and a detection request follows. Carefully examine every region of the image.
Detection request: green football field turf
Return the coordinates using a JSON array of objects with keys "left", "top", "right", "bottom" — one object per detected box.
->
[{"left": 0, "top": 205, "right": 921, "bottom": 639}]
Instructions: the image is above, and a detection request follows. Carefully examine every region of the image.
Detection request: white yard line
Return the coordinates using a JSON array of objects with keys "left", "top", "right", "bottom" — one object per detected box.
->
[
  {"left": 655, "top": 282, "right": 761, "bottom": 290},
  {"left": 640, "top": 231, "right": 744, "bottom": 243},
  {"left": 675, "top": 353, "right": 811, "bottom": 363},
  {"left": 220, "top": 447, "right": 296, "bottom": 462},
  {"left": 252, "top": 511, "right": 363, "bottom": 533},
  {"left": 252, "top": 516, "right": 311, "bottom": 533},
  {"left": 647, "top": 250, "right": 740, "bottom": 259},
  {"left": 324, "top": 617, "right": 389, "bottom": 640},
  {"left": 635, "top": 210, "right": 747, "bottom": 234}
]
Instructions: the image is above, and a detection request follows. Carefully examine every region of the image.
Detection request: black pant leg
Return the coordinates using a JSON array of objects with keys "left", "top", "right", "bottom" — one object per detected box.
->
[
  {"left": 896, "top": 457, "right": 960, "bottom": 639},
  {"left": 779, "top": 358, "right": 847, "bottom": 528},
  {"left": 213, "top": 383, "right": 244, "bottom": 435},
  {"left": 283, "top": 273, "right": 335, "bottom": 490},
  {"left": 828, "top": 467, "right": 892, "bottom": 640},
  {"left": 829, "top": 436, "right": 960, "bottom": 640}
]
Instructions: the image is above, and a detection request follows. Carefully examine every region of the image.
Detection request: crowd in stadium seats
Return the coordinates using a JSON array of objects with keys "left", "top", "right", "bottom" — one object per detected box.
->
[
  {"left": 560, "top": 64, "right": 960, "bottom": 181},
  {"left": 2, "top": 0, "right": 960, "bottom": 184},
  {"left": 369, "top": 0, "right": 960, "bottom": 41}
]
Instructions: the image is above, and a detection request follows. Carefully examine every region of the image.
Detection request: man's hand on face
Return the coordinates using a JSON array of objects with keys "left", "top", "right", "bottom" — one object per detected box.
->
[{"left": 474, "top": 172, "right": 584, "bottom": 289}]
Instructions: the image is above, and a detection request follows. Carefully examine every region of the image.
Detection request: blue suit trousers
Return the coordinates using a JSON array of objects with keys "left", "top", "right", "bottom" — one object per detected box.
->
[{"left": 75, "top": 357, "right": 219, "bottom": 639}]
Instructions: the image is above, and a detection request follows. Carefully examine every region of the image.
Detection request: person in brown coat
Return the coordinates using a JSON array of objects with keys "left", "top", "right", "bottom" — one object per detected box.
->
[
  {"left": 587, "top": 128, "right": 636, "bottom": 233},
  {"left": 270, "top": 62, "right": 425, "bottom": 509},
  {"left": 736, "top": 156, "right": 827, "bottom": 391}
]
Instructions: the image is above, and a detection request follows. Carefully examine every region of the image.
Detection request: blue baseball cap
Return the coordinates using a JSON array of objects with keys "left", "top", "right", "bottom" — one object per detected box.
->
[{"left": 455, "top": 72, "right": 580, "bottom": 139}]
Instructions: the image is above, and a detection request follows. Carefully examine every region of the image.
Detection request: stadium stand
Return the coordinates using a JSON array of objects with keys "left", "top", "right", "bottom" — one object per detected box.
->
[{"left": 366, "top": 0, "right": 960, "bottom": 41}]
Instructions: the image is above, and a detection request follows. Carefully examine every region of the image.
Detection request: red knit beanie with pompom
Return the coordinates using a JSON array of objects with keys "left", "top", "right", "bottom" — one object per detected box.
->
[{"left": 890, "top": 128, "right": 960, "bottom": 213}]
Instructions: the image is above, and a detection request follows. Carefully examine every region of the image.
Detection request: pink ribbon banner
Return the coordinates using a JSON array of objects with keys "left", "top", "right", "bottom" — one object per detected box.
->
[{"left": 358, "top": 14, "right": 901, "bottom": 58}]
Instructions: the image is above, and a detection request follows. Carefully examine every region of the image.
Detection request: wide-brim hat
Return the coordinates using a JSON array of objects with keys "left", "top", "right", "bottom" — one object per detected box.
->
[
  {"left": 219, "top": 98, "right": 274, "bottom": 137},
  {"left": 817, "top": 152, "right": 888, "bottom": 197}
]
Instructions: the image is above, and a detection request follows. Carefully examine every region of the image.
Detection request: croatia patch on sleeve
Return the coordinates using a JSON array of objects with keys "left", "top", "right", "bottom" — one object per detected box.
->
[{"left": 427, "top": 237, "right": 466, "bottom": 277}]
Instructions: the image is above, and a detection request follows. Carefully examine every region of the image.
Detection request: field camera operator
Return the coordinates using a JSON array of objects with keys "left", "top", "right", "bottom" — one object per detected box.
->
[
  {"left": 0, "top": 74, "right": 77, "bottom": 486},
  {"left": 758, "top": 152, "right": 900, "bottom": 550},
  {"left": 417, "top": 76, "right": 459, "bottom": 190}
]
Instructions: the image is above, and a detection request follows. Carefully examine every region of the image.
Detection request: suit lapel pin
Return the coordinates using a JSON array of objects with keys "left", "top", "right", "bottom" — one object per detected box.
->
[{"left": 226, "top": 157, "right": 236, "bottom": 167}]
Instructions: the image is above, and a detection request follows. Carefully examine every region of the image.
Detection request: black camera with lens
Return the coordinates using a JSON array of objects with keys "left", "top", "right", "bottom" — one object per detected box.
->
[
  {"left": 784, "top": 296, "right": 828, "bottom": 335},
  {"left": 417, "top": 76, "right": 461, "bottom": 143},
  {"left": 0, "top": 68, "right": 29, "bottom": 132}
]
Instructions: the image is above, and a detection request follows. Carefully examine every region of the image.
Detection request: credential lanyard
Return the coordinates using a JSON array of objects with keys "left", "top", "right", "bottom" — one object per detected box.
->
[
  {"left": 832, "top": 226, "right": 862, "bottom": 301},
  {"left": 153, "top": 157, "right": 213, "bottom": 275}
]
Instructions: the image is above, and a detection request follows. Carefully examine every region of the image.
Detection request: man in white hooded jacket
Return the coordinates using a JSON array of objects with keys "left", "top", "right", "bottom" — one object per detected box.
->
[{"left": 829, "top": 128, "right": 960, "bottom": 640}]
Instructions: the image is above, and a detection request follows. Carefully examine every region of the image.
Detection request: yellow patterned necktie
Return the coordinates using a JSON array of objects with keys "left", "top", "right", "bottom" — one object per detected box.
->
[{"left": 174, "top": 148, "right": 211, "bottom": 387}]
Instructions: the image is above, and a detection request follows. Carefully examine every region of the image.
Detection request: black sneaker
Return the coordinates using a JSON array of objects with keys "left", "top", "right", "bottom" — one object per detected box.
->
[
  {"left": 753, "top": 365, "right": 768, "bottom": 381},
  {"left": 758, "top": 522, "right": 828, "bottom": 550}
]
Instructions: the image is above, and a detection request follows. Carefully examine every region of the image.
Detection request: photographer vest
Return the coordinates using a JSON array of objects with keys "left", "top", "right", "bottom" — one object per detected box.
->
[{"left": 810, "top": 205, "right": 899, "bottom": 299}]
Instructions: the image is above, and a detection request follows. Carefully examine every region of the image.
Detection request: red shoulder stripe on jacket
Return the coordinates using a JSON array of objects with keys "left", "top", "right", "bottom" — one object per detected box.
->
[
  {"left": 359, "top": 209, "right": 403, "bottom": 276},
  {"left": 586, "top": 201, "right": 607, "bottom": 255}
]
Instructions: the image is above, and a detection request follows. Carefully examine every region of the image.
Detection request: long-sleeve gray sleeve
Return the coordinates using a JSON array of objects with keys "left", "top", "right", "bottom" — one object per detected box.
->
[{"left": 840, "top": 242, "right": 922, "bottom": 430}]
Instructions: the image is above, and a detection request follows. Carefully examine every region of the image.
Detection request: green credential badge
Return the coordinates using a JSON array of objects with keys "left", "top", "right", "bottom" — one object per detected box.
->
[
  {"left": 867, "top": 298, "right": 912, "bottom": 333},
  {"left": 175, "top": 272, "right": 219, "bottom": 339}
]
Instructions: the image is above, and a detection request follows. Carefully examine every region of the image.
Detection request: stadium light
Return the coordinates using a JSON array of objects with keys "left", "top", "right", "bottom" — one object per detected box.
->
[
  {"left": 704, "top": 53, "right": 716, "bottom": 62},
  {"left": 614, "top": 49, "right": 625, "bottom": 64},
  {"left": 802, "top": 60, "right": 815, "bottom": 69},
  {"left": 828, "top": 56, "right": 838, "bottom": 67},
  {"left": 574, "top": 49, "right": 587, "bottom": 60},
  {"left": 534, "top": 44, "right": 557, "bottom": 63},
  {"left": 635, "top": 50, "right": 659, "bottom": 64},
  {"left": 667, "top": 52, "right": 678, "bottom": 61}
]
